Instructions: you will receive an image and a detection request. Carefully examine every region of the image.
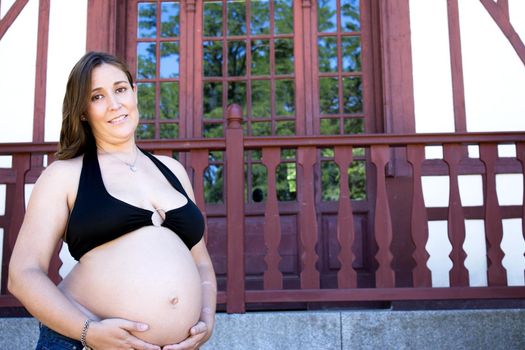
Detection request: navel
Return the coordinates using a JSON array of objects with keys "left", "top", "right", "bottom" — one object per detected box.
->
[{"left": 169, "top": 296, "right": 179, "bottom": 306}]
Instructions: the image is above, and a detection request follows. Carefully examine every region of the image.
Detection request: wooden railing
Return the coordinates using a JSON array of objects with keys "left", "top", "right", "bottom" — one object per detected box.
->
[{"left": 1, "top": 108, "right": 525, "bottom": 313}]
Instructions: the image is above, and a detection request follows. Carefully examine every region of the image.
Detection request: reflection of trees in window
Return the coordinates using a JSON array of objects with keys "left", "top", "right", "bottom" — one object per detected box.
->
[
  {"left": 321, "top": 148, "right": 366, "bottom": 201},
  {"left": 204, "top": 151, "right": 224, "bottom": 203}
]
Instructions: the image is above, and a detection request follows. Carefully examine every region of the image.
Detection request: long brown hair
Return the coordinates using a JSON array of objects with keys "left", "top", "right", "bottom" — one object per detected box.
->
[{"left": 56, "top": 51, "right": 134, "bottom": 160}]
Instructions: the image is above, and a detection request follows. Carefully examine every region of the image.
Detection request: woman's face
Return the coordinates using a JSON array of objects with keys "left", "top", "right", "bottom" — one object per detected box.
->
[{"left": 86, "top": 63, "right": 139, "bottom": 146}]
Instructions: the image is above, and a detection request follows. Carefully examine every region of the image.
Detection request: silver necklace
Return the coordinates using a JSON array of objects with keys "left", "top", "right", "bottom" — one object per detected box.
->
[{"left": 99, "top": 146, "right": 139, "bottom": 172}]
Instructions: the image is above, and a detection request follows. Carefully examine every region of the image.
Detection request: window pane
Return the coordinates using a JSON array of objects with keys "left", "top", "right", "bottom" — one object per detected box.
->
[
  {"left": 137, "top": 83, "right": 155, "bottom": 120},
  {"left": 320, "top": 118, "right": 339, "bottom": 135},
  {"left": 138, "top": 2, "right": 157, "bottom": 38},
  {"left": 276, "top": 162, "right": 296, "bottom": 201},
  {"left": 344, "top": 117, "right": 364, "bottom": 134},
  {"left": 275, "top": 39, "right": 294, "bottom": 75},
  {"left": 318, "top": 37, "right": 337, "bottom": 73},
  {"left": 204, "top": 123, "right": 224, "bottom": 138},
  {"left": 322, "top": 161, "right": 340, "bottom": 201},
  {"left": 203, "top": 41, "right": 223, "bottom": 77},
  {"left": 343, "top": 77, "right": 362, "bottom": 113},
  {"left": 275, "top": 0, "right": 293, "bottom": 34},
  {"left": 252, "top": 121, "right": 271, "bottom": 136},
  {"left": 161, "top": 2, "right": 180, "bottom": 37},
  {"left": 136, "top": 123, "right": 155, "bottom": 139},
  {"left": 341, "top": 0, "right": 360, "bottom": 32},
  {"left": 318, "top": 0, "right": 337, "bottom": 33},
  {"left": 204, "top": 164, "right": 224, "bottom": 203},
  {"left": 227, "top": 0, "right": 246, "bottom": 36},
  {"left": 275, "top": 79, "right": 294, "bottom": 116},
  {"left": 228, "top": 40, "right": 247, "bottom": 76},
  {"left": 137, "top": 42, "right": 156, "bottom": 79},
  {"left": 204, "top": 1, "right": 223, "bottom": 37},
  {"left": 251, "top": 80, "right": 271, "bottom": 118},
  {"left": 251, "top": 40, "right": 270, "bottom": 75},
  {"left": 228, "top": 81, "right": 246, "bottom": 108},
  {"left": 160, "top": 41, "right": 179, "bottom": 78},
  {"left": 342, "top": 36, "right": 361, "bottom": 72},
  {"left": 160, "top": 123, "right": 179, "bottom": 138},
  {"left": 319, "top": 77, "right": 339, "bottom": 114},
  {"left": 250, "top": 163, "right": 268, "bottom": 202},
  {"left": 251, "top": 0, "right": 270, "bottom": 35},
  {"left": 276, "top": 120, "right": 295, "bottom": 135},
  {"left": 349, "top": 160, "right": 366, "bottom": 200},
  {"left": 160, "top": 82, "right": 178, "bottom": 120},
  {"left": 203, "top": 82, "right": 223, "bottom": 119}
]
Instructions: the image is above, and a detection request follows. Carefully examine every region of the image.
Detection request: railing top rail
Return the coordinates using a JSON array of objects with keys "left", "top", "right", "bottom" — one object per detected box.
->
[{"left": 1, "top": 131, "right": 524, "bottom": 155}]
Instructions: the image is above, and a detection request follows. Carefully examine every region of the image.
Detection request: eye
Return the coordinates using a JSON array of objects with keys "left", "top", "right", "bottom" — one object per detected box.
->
[
  {"left": 116, "top": 86, "right": 128, "bottom": 94},
  {"left": 91, "top": 94, "right": 103, "bottom": 102}
]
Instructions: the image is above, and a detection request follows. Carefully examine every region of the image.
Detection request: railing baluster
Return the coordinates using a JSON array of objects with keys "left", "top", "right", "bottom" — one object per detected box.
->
[
  {"left": 443, "top": 144, "right": 469, "bottom": 287},
  {"left": 480, "top": 143, "right": 507, "bottom": 286},
  {"left": 407, "top": 145, "right": 431, "bottom": 287},
  {"left": 297, "top": 146, "right": 320, "bottom": 289},
  {"left": 370, "top": 145, "right": 395, "bottom": 288},
  {"left": 262, "top": 147, "right": 283, "bottom": 289},
  {"left": 189, "top": 149, "right": 209, "bottom": 242},
  {"left": 226, "top": 104, "right": 245, "bottom": 312},
  {"left": 517, "top": 142, "right": 525, "bottom": 244},
  {"left": 334, "top": 146, "right": 357, "bottom": 288}
]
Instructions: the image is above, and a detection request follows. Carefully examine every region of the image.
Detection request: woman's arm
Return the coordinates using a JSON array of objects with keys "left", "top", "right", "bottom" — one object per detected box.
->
[{"left": 8, "top": 160, "right": 160, "bottom": 350}]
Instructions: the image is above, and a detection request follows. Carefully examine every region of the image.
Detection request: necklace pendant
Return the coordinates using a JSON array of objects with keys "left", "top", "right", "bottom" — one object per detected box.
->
[{"left": 130, "top": 165, "right": 138, "bottom": 172}]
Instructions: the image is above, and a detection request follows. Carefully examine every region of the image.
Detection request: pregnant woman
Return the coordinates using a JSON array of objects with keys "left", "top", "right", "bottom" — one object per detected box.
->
[{"left": 8, "top": 51, "right": 216, "bottom": 350}]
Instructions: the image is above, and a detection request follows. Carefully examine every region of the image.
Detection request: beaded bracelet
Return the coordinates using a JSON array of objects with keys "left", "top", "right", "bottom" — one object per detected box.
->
[{"left": 80, "top": 318, "right": 93, "bottom": 350}]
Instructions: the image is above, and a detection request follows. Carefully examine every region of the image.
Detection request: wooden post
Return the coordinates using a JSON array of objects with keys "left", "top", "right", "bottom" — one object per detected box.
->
[{"left": 225, "top": 104, "right": 245, "bottom": 313}]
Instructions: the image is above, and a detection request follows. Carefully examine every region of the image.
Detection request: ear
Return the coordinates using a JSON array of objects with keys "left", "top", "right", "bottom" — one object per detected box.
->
[{"left": 133, "top": 83, "right": 138, "bottom": 102}]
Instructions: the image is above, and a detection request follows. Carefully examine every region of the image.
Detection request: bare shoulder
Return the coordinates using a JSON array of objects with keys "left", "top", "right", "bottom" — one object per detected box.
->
[
  {"left": 153, "top": 154, "right": 189, "bottom": 179},
  {"left": 33, "top": 156, "right": 83, "bottom": 200}
]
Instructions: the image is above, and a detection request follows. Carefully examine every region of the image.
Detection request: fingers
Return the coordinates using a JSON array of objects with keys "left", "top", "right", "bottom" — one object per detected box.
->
[
  {"left": 161, "top": 331, "right": 207, "bottom": 350},
  {"left": 114, "top": 319, "right": 150, "bottom": 332},
  {"left": 190, "top": 321, "right": 208, "bottom": 336}
]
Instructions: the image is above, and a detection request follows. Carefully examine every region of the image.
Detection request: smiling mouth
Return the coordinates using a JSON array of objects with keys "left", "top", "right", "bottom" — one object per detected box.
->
[{"left": 109, "top": 114, "right": 128, "bottom": 124}]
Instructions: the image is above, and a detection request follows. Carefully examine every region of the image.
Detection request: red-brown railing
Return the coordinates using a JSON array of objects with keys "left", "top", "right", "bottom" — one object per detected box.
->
[{"left": 1, "top": 108, "right": 525, "bottom": 313}]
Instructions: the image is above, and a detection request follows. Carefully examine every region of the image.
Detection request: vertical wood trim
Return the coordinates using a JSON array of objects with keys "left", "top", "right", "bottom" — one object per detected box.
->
[
  {"left": 262, "top": 147, "right": 283, "bottom": 290},
  {"left": 370, "top": 145, "right": 395, "bottom": 288},
  {"left": 517, "top": 142, "right": 525, "bottom": 245},
  {"left": 297, "top": 146, "right": 320, "bottom": 288},
  {"left": 0, "top": 0, "right": 29, "bottom": 40},
  {"left": 86, "top": 0, "right": 118, "bottom": 53},
  {"left": 334, "top": 146, "right": 357, "bottom": 288},
  {"left": 443, "top": 143, "right": 469, "bottom": 287},
  {"left": 447, "top": 0, "right": 467, "bottom": 132},
  {"left": 407, "top": 145, "right": 431, "bottom": 287},
  {"left": 190, "top": 149, "right": 209, "bottom": 243},
  {"left": 479, "top": 143, "right": 507, "bottom": 286},
  {"left": 225, "top": 104, "right": 245, "bottom": 312},
  {"left": 192, "top": 0, "right": 204, "bottom": 137},
  {"left": 299, "top": 0, "right": 315, "bottom": 135},
  {"left": 293, "top": 0, "right": 305, "bottom": 135},
  {"left": 32, "top": 0, "right": 50, "bottom": 144},
  {"left": 378, "top": 0, "right": 415, "bottom": 133},
  {"left": 125, "top": 1, "right": 138, "bottom": 75}
]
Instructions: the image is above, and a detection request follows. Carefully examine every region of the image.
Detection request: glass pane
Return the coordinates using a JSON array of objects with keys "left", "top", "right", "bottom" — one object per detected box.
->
[
  {"left": 318, "top": 0, "right": 337, "bottom": 33},
  {"left": 349, "top": 160, "right": 366, "bottom": 200},
  {"left": 276, "top": 162, "right": 296, "bottom": 201},
  {"left": 321, "top": 148, "right": 334, "bottom": 157},
  {"left": 251, "top": 163, "right": 268, "bottom": 202},
  {"left": 137, "top": 42, "right": 156, "bottom": 79},
  {"left": 137, "top": 83, "right": 155, "bottom": 120},
  {"left": 204, "top": 164, "right": 224, "bottom": 203},
  {"left": 228, "top": 40, "right": 247, "bottom": 76},
  {"left": 276, "top": 120, "right": 295, "bottom": 135},
  {"left": 204, "top": 123, "right": 224, "bottom": 138},
  {"left": 203, "top": 82, "right": 223, "bottom": 119},
  {"left": 228, "top": 81, "right": 246, "bottom": 109},
  {"left": 319, "top": 77, "right": 339, "bottom": 114},
  {"left": 275, "top": 39, "right": 294, "bottom": 75},
  {"left": 275, "top": 0, "right": 293, "bottom": 34},
  {"left": 160, "top": 123, "right": 179, "bottom": 138},
  {"left": 320, "top": 118, "right": 339, "bottom": 135},
  {"left": 204, "top": 1, "right": 223, "bottom": 37},
  {"left": 160, "top": 82, "right": 178, "bottom": 120},
  {"left": 322, "top": 161, "right": 340, "bottom": 201},
  {"left": 252, "top": 121, "right": 271, "bottom": 136},
  {"left": 275, "top": 80, "right": 294, "bottom": 115},
  {"left": 160, "top": 41, "right": 179, "bottom": 78},
  {"left": 281, "top": 148, "right": 295, "bottom": 159},
  {"left": 161, "top": 2, "right": 180, "bottom": 37},
  {"left": 251, "top": 40, "right": 270, "bottom": 75},
  {"left": 344, "top": 117, "right": 364, "bottom": 134},
  {"left": 343, "top": 77, "right": 362, "bottom": 113},
  {"left": 341, "top": 0, "right": 360, "bottom": 32},
  {"left": 203, "top": 41, "right": 223, "bottom": 77},
  {"left": 136, "top": 123, "right": 155, "bottom": 139},
  {"left": 251, "top": 0, "right": 270, "bottom": 35},
  {"left": 251, "top": 80, "right": 271, "bottom": 118},
  {"left": 318, "top": 37, "right": 338, "bottom": 72},
  {"left": 138, "top": 2, "right": 157, "bottom": 38},
  {"left": 228, "top": 0, "right": 246, "bottom": 36},
  {"left": 342, "top": 36, "right": 361, "bottom": 72}
]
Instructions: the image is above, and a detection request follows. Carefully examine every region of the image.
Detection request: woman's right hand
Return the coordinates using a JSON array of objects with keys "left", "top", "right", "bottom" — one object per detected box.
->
[{"left": 86, "top": 318, "right": 161, "bottom": 350}]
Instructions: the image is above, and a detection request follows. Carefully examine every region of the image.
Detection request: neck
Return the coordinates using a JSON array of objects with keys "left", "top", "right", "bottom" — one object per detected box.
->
[{"left": 96, "top": 139, "right": 137, "bottom": 155}]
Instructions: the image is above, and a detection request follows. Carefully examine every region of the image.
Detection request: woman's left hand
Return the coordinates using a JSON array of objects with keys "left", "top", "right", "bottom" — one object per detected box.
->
[{"left": 161, "top": 321, "right": 209, "bottom": 350}]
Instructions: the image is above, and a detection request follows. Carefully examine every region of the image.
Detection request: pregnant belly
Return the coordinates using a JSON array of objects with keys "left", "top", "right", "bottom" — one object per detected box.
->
[{"left": 59, "top": 227, "right": 202, "bottom": 346}]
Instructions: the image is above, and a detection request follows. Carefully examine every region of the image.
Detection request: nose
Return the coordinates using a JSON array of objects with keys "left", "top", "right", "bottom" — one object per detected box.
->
[{"left": 107, "top": 92, "right": 122, "bottom": 110}]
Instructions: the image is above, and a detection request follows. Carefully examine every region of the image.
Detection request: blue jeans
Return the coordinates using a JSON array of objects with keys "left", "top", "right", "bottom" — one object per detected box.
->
[{"left": 35, "top": 323, "right": 83, "bottom": 350}]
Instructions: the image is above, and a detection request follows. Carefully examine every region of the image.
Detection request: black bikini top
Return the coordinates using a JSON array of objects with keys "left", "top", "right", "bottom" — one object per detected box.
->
[{"left": 65, "top": 147, "right": 205, "bottom": 261}]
